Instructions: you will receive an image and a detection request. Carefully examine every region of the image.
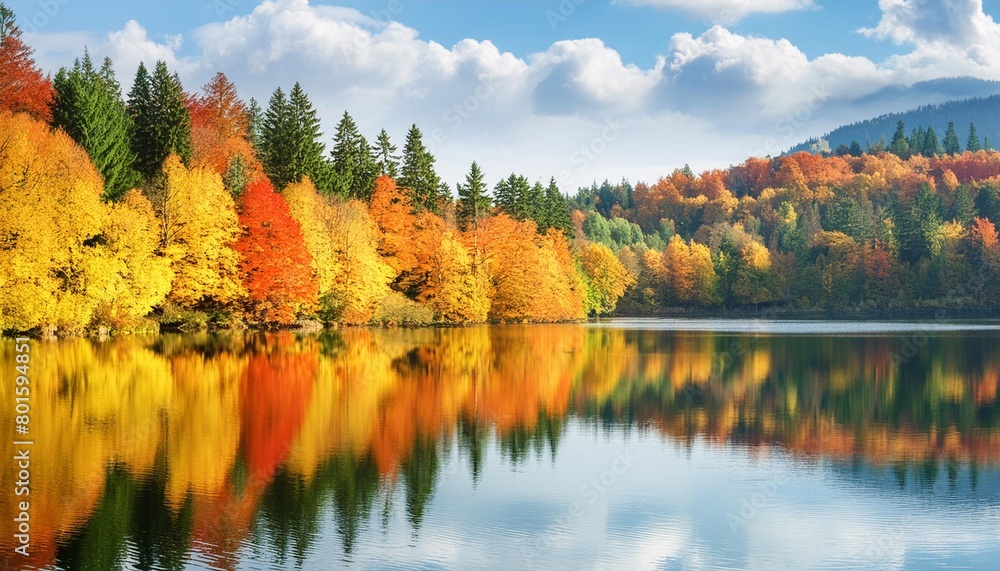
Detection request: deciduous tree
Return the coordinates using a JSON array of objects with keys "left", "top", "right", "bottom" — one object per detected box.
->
[
  {"left": 0, "top": 4, "right": 52, "bottom": 121},
  {"left": 235, "top": 178, "right": 318, "bottom": 324}
]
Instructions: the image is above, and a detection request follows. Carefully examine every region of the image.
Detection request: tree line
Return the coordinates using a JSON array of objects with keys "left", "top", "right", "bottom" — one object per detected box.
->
[
  {"left": 0, "top": 4, "right": 630, "bottom": 334},
  {"left": 3, "top": 2, "right": 1000, "bottom": 334}
]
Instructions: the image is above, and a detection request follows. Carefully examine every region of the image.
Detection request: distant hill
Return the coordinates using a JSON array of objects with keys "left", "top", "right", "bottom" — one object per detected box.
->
[{"left": 790, "top": 92, "right": 1000, "bottom": 155}]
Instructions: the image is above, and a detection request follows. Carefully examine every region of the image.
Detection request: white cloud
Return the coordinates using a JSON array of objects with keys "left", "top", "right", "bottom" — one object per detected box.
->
[
  {"left": 615, "top": 0, "right": 816, "bottom": 23},
  {"left": 665, "top": 26, "right": 889, "bottom": 117},
  {"left": 21, "top": 0, "right": 1000, "bottom": 188},
  {"left": 859, "top": 0, "right": 1000, "bottom": 80}
]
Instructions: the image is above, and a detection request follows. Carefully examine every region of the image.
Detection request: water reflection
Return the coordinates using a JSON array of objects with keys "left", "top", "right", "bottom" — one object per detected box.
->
[{"left": 1, "top": 323, "right": 999, "bottom": 570}]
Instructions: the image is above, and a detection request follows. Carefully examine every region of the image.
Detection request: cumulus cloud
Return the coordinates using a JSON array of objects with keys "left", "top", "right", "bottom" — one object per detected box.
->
[
  {"left": 859, "top": 0, "right": 1000, "bottom": 79},
  {"left": 21, "top": 0, "right": 1000, "bottom": 186},
  {"left": 615, "top": 0, "right": 816, "bottom": 23},
  {"left": 664, "top": 26, "right": 888, "bottom": 117}
]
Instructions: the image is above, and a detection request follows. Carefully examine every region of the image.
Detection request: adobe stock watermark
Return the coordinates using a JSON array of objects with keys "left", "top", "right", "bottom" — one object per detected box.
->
[
  {"left": 19, "top": 0, "right": 71, "bottom": 34},
  {"left": 545, "top": 0, "right": 587, "bottom": 30},
  {"left": 426, "top": 75, "right": 497, "bottom": 154},
  {"left": 557, "top": 118, "right": 627, "bottom": 188},
  {"left": 889, "top": 263, "right": 996, "bottom": 367},
  {"left": 749, "top": 80, "right": 831, "bottom": 158},
  {"left": 521, "top": 448, "right": 637, "bottom": 567},
  {"left": 726, "top": 467, "right": 792, "bottom": 533}
]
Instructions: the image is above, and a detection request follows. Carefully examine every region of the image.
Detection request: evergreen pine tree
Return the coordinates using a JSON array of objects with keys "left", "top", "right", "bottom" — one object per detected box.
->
[
  {"left": 128, "top": 60, "right": 192, "bottom": 180},
  {"left": 400, "top": 124, "right": 442, "bottom": 212},
  {"left": 968, "top": 122, "right": 982, "bottom": 152},
  {"left": 943, "top": 121, "right": 962, "bottom": 154},
  {"left": 924, "top": 126, "right": 941, "bottom": 156},
  {"left": 374, "top": 128, "right": 399, "bottom": 178},
  {"left": 247, "top": 97, "right": 263, "bottom": 155},
  {"left": 52, "top": 52, "right": 139, "bottom": 200},
  {"left": 493, "top": 173, "right": 532, "bottom": 221},
  {"left": 952, "top": 185, "right": 977, "bottom": 226},
  {"left": 544, "top": 178, "right": 573, "bottom": 236},
  {"left": 889, "top": 120, "right": 909, "bottom": 157},
  {"left": 456, "top": 161, "right": 490, "bottom": 232},
  {"left": 330, "top": 111, "right": 377, "bottom": 200},
  {"left": 848, "top": 140, "right": 863, "bottom": 157},
  {"left": 261, "top": 83, "right": 326, "bottom": 190}
]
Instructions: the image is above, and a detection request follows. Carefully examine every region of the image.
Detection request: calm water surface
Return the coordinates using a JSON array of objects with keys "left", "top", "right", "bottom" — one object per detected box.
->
[{"left": 3, "top": 320, "right": 1000, "bottom": 570}]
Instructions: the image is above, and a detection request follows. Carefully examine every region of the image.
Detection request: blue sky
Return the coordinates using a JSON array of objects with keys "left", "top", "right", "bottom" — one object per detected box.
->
[{"left": 13, "top": 0, "right": 1000, "bottom": 188}]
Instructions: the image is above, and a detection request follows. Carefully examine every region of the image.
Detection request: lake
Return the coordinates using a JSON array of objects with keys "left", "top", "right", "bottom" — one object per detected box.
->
[{"left": 3, "top": 319, "right": 1000, "bottom": 570}]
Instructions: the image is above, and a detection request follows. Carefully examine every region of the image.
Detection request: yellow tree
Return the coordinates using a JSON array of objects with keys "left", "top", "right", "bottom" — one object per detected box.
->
[
  {"left": 329, "top": 199, "right": 395, "bottom": 324},
  {"left": 283, "top": 177, "right": 341, "bottom": 297},
  {"left": 663, "top": 235, "right": 695, "bottom": 304},
  {"left": 91, "top": 190, "right": 174, "bottom": 328},
  {"left": 689, "top": 242, "right": 720, "bottom": 306},
  {"left": 581, "top": 242, "right": 634, "bottom": 315},
  {"left": 732, "top": 240, "right": 774, "bottom": 305},
  {"left": 0, "top": 111, "right": 105, "bottom": 332},
  {"left": 535, "top": 229, "right": 587, "bottom": 321},
  {"left": 422, "top": 231, "right": 491, "bottom": 323},
  {"left": 284, "top": 177, "right": 394, "bottom": 324},
  {"left": 151, "top": 155, "right": 244, "bottom": 308}
]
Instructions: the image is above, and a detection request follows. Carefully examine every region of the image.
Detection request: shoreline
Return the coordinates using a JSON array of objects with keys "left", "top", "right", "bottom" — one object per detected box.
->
[{"left": 5, "top": 307, "right": 1000, "bottom": 339}]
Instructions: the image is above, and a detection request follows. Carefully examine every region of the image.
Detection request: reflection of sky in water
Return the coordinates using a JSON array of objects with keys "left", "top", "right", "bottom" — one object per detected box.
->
[{"left": 239, "top": 422, "right": 1000, "bottom": 571}]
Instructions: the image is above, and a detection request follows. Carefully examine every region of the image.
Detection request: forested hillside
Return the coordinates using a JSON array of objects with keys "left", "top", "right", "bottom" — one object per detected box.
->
[{"left": 791, "top": 95, "right": 1000, "bottom": 155}]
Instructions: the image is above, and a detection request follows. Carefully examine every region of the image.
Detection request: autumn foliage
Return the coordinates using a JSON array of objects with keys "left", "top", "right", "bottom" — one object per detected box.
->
[
  {"left": 235, "top": 179, "right": 318, "bottom": 324},
  {"left": 0, "top": 7, "right": 53, "bottom": 121}
]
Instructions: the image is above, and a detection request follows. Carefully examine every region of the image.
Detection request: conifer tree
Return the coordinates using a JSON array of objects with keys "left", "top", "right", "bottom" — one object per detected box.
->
[
  {"left": 943, "top": 121, "right": 962, "bottom": 154},
  {"left": 889, "top": 120, "right": 909, "bottom": 157},
  {"left": 330, "top": 111, "right": 377, "bottom": 200},
  {"left": 457, "top": 161, "right": 490, "bottom": 232},
  {"left": 260, "top": 82, "right": 327, "bottom": 191},
  {"left": 399, "top": 124, "right": 442, "bottom": 212},
  {"left": 52, "top": 52, "right": 140, "bottom": 200},
  {"left": 968, "top": 122, "right": 982, "bottom": 152},
  {"left": 128, "top": 60, "right": 192, "bottom": 180},
  {"left": 374, "top": 128, "right": 399, "bottom": 179},
  {"left": 543, "top": 178, "right": 573, "bottom": 236}
]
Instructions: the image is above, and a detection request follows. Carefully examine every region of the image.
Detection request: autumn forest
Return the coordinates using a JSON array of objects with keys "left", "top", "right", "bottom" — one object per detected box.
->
[{"left": 2, "top": 4, "right": 1000, "bottom": 336}]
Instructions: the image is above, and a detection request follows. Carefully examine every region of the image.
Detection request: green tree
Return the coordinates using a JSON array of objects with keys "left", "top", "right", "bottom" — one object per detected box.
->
[
  {"left": 330, "top": 111, "right": 377, "bottom": 200},
  {"left": 128, "top": 60, "right": 191, "bottom": 180},
  {"left": 246, "top": 97, "right": 263, "bottom": 155},
  {"left": 967, "top": 122, "right": 982, "bottom": 152},
  {"left": 952, "top": 185, "right": 977, "bottom": 226},
  {"left": 897, "top": 183, "right": 942, "bottom": 264},
  {"left": 943, "top": 121, "right": 961, "bottom": 154},
  {"left": 456, "top": 161, "right": 490, "bottom": 232},
  {"left": 52, "top": 51, "right": 139, "bottom": 201},
  {"left": 542, "top": 178, "right": 572, "bottom": 236},
  {"left": 889, "top": 120, "right": 909, "bottom": 157},
  {"left": 399, "top": 124, "right": 442, "bottom": 213},
  {"left": 923, "top": 126, "right": 941, "bottom": 156},
  {"left": 493, "top": 173, "right": 532, "bottom": 221},
  {"left": 260, "top": 83, "right": 327, "bottom": 191},
  {"left": 374, "top": 128, "right": 399, "bottom": 179}
]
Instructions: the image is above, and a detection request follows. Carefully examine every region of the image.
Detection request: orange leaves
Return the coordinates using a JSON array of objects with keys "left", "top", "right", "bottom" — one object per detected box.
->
[
  {"left": 971, "top": 217, "right": 999, "bottom": 250},
  {"left": 235, "top": 179, "right": 318, "bottom": 324},
  {"left": 479, "top": 214, "right": 585, "bottom": 322},
  {"left": 188, "top": 72, "right": 262, "bottom": 178},
  {"left": 0, "top": 13, "right": 53, "bottom": 122}
]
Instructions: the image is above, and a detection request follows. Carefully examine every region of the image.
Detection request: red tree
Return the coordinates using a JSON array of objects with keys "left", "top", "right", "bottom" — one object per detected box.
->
[
  {"left": 0, "top": 6, "right": 53, "bottom": 121},
  {"left": 235, "top": 179, "right": 318, "bottom": 324}
]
